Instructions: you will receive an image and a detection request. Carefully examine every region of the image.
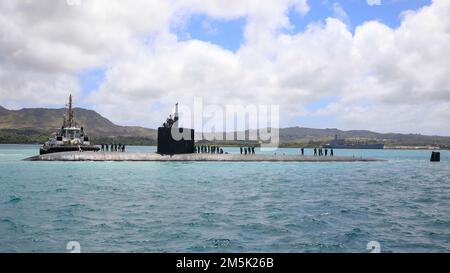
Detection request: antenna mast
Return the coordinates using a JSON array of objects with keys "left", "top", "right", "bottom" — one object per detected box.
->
[
  {"left": 174, "top": 102, "right": 179, "bottom": 122},
  {"left": 67, "top": 94, "right": 74, "bottom": 127}
]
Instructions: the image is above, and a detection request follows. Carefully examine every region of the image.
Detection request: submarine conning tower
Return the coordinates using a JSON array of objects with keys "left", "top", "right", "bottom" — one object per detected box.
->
[{"left": 157, "top": 103, "right": 195, "bottom": 155}]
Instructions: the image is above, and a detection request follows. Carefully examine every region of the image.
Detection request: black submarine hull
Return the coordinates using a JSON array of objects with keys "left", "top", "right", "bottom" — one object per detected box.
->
[{"left": 157, "top": 127, "right": 195, "bottom": 155}]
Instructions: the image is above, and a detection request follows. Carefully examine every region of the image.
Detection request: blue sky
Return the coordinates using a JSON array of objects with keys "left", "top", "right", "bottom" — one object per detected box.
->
[
  {"left": 179, "top": 14, "right": 246, "bottom": 52},
  {"left": 78, "top": 0, "right": 432, "bottom": 123},
  {"left": 290, "top": 0, "right": 431, "bottom": 32},
  {"left": 8, "top": 0, "right": 445, "bottom": 134},
  {"left": 80, "top": 0, "right": 432, "bottom": 98},
  {"left": 171, "top": 0, "right": 432, "bottom": 54},
  {"left": 78, "top": 68, "right": 106, "bottom": 108}
]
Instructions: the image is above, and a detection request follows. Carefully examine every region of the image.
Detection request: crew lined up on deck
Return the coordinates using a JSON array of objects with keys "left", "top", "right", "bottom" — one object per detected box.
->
[
  {"left": 100, "top": 143, "right": 126, "bottom": 152},
  {"left": 240, "top": 146, "right": 256, "bottom": 155},
  {"left": 194, "top": 145, "right": 224, "bottom": 154},
  {"left": 312, "top": 147, "right": 333, "bottom": 157}
]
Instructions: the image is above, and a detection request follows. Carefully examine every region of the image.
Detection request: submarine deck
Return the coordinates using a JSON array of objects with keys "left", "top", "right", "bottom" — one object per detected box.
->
[{"left": 24, "top": 152, "right": 383, "bottom": 162}]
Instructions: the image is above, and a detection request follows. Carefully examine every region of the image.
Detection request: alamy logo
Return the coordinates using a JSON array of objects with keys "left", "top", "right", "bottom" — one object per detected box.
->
[
  {"left": 367, "top": 241, "right": 381, "bottom": 253},
  {"left": 170, "top": 97, "right": 280, "bottom": 151},
  {"left": 66, "top": 241, "right": 81, "bottom": 253}
]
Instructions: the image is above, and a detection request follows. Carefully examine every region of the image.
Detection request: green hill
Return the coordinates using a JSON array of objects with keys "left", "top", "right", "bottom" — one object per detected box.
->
[
  {"left": 1, "top": 105, "right": 449, "bottom": 148},
  {"left": 0, "top": 106, "right": 156, "bottom": 144},
  {"left": 277, "top": 127, "right": 450, "bottom": 148}
]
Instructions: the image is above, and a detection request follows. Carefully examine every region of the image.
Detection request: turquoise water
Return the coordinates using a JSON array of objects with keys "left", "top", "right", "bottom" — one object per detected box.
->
[{"left": 0, "top": 144, "right": 449, "bottom": 253}]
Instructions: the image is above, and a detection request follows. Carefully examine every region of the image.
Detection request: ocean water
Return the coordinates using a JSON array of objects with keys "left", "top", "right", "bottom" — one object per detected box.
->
[{"left": 0, "top": 144, "right": 449, "bottom": 253}]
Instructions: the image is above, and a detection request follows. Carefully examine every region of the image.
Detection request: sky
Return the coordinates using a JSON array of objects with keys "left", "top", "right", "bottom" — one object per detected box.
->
[{"left": 0, "top": 0, "right": 449, "bottom": 135}]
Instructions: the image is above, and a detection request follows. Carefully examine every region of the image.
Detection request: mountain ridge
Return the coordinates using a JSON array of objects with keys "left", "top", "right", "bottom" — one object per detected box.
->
[
  {"left": 1, "top": 105, "right": 449, "bottom": 147},
  {"left": 0, "top": 106, "right": 157, "bottom": 138}
]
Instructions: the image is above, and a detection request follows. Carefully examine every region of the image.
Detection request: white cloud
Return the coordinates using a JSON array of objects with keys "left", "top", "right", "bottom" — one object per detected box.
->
[
  {"left": 0, "top": 0, "right": 175, "bottom": 107},
  {"left": 332, "top": 2, "right": 350, "bottom": 26},
  {"left": 1, "top": 0, "right": 449, "bottom": 135},
  {"left": 367, "top": 0, "right": 381, "bottom": 6},
  {"left": 295, "top": 0, "right": 310, "bottom": 15}
]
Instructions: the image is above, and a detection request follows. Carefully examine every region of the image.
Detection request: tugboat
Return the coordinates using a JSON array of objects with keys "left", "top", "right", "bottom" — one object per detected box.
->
[{"left": 39, "top": 94, "right": 100, "bottom": 155}]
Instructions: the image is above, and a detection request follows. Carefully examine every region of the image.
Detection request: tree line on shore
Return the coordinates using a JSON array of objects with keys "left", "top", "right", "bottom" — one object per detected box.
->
[{"left": 1, "top": 129, "right": 450, "bottom": 149}]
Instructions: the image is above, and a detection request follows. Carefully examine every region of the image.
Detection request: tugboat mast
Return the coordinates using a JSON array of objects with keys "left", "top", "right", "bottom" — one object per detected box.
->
[{"left": 67, "top": 94, "right": 74, "bottom": 127}]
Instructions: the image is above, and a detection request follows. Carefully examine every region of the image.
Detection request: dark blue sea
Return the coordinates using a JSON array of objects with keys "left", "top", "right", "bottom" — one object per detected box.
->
[{"left": 0, "top": 144, "right": 449, "bottom": 253}]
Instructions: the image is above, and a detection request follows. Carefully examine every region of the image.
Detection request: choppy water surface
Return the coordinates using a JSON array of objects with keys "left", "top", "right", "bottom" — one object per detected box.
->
[{"left": 0, "top": 144, "right": 449, "bottom": 252}]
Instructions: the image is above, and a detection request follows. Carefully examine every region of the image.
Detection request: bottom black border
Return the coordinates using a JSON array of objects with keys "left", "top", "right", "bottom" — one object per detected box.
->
[{"left": 0, "top": 253, "right": 446, "bottom": 272}]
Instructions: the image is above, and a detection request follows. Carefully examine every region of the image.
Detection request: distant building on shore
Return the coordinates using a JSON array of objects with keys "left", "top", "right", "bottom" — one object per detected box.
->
[{"left": 324, "top": 135, "right": 384, "bottom": 149}]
